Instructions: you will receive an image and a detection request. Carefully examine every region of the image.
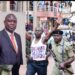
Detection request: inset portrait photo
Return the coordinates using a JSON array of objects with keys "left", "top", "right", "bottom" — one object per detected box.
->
[{"left": 0, "top": 12, "right": 26, "bottom": 65}]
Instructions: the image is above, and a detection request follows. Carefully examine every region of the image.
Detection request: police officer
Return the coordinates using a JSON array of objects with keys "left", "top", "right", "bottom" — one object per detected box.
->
[{"left": 48, "top": 29, "right": 75, "bottom": 75}]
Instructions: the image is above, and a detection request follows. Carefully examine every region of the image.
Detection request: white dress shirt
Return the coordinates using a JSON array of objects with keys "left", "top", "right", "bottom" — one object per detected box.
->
[{"left": 5, "top": 29, "right": 18, "bottom": 51}]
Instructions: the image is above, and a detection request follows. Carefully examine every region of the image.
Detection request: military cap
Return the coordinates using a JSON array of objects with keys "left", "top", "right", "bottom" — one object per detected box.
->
[{"left": 51, "top": 29, "right": 63, "bottom": 35}]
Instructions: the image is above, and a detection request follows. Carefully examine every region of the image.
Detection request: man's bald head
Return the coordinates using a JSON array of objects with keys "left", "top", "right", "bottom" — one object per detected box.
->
[
  {"left": 4, "top": 14, "right": 17, "bottom": 33},
  {"left": 5, "top": 14, "right": 17, "bottom": 21},
  {"left": 35, "top": 27, "right": 43, "bottom": 39},
  {"left": 35, "top": 27, "right": 43, "bottom": 32}
]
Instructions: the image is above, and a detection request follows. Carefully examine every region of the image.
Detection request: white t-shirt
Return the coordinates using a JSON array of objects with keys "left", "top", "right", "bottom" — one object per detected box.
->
[{"left": 30, "top": 37, "right": 46, "bottom": 61}]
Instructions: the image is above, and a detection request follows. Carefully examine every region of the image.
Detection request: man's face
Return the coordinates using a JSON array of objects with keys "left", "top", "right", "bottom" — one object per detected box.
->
[
  {"left": 53, "top": 34, "right": 62, "bottom": 43},
  {"left": 35, "top": 28, "right": 43, "bottom": 38},
  {"left": 4, "top": 14, "right": 17, "bottom": 33}
]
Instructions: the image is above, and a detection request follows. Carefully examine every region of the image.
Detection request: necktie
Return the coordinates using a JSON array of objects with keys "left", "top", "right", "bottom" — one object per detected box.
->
[{"left": 10, "top": 34, "right": 18, "bottom": 53}]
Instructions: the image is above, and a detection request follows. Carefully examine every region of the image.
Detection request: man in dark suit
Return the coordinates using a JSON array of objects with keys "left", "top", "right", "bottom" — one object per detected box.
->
[{"left": 0, "top": 13, "right": 23, "bottom": 75}]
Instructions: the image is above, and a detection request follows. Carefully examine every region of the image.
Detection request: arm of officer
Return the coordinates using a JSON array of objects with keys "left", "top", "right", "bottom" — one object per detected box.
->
[
  {"left": 60, "top": 43, "right": 75, "bottom": 69},
  {"left": 46, "top": 43, "right": 52, "bottom": 60},
  {"left": 64, "top": 43, "right": 75, "bottom": 65}
]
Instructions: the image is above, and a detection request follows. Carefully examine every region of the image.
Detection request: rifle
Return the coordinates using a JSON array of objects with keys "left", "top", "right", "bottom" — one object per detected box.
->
[{"left": 47, "top": 43, "right": 73, "bottom": 75}]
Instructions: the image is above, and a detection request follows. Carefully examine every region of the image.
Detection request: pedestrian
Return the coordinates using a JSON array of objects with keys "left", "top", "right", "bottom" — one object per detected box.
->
[{"left": 26, "top": 31, "right": 32, "bottom": 62}]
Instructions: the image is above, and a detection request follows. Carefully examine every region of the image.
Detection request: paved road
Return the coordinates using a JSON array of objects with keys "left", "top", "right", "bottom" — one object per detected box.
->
[{"left": 19, "top": 56, "right": 75, "bottom": 75}]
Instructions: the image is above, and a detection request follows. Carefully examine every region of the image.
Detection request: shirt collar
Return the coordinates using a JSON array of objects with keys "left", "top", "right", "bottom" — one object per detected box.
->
[
  {"left": 5, "top": 29, "right": 14, "bottom": 36},
  {"left": 55, "top": 39, "right": 64, "bottom": 46}
]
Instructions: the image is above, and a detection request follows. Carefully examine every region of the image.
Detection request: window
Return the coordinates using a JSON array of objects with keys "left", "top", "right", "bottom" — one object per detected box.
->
[
  {"left": 10, "top": 1, "right": 15, "bottom": 10},
  {"left": 29, "top": 1, "right": 33, "bottom": 10}
]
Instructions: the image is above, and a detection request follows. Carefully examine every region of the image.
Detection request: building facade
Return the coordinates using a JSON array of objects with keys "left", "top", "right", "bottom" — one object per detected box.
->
[{"left": 0, "top": 1, "right": 72, "bottom": 30}]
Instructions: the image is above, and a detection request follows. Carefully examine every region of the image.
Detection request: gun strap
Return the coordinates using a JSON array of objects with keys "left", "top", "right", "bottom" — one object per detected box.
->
[
  {"left": 48, "top": 43, "right": 73, "bottom": 74},
  {"left": 61, "top": 41, "right": 64, "bottom": 62}
]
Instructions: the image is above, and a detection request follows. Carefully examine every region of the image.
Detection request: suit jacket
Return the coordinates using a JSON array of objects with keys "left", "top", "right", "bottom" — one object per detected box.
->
[{"left": 0, "top": 29, "right": 23, "bottom": 64}]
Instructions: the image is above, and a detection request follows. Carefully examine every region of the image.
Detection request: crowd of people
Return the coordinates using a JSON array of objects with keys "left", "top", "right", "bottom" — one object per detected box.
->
[{"left": 26, "top": 18, "right": 75, "bottom": 75}]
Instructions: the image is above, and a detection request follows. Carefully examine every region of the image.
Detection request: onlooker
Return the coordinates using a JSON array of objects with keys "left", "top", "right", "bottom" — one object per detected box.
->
[{"left": 26, "top": 21, "right": 33, "bottom": 31}]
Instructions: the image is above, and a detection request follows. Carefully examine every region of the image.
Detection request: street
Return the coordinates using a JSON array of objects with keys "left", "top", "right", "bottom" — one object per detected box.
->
[
  {"left": 19, "top": 56, "right": 75, "bottom": 75},
  {"left": 19, "top": 56, "right": 54, "bottom": 75}
]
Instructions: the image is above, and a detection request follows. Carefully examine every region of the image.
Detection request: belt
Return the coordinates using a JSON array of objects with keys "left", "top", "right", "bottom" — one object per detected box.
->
[{"left": 33, "top": 60, "right": 48, "bottom": 63}]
